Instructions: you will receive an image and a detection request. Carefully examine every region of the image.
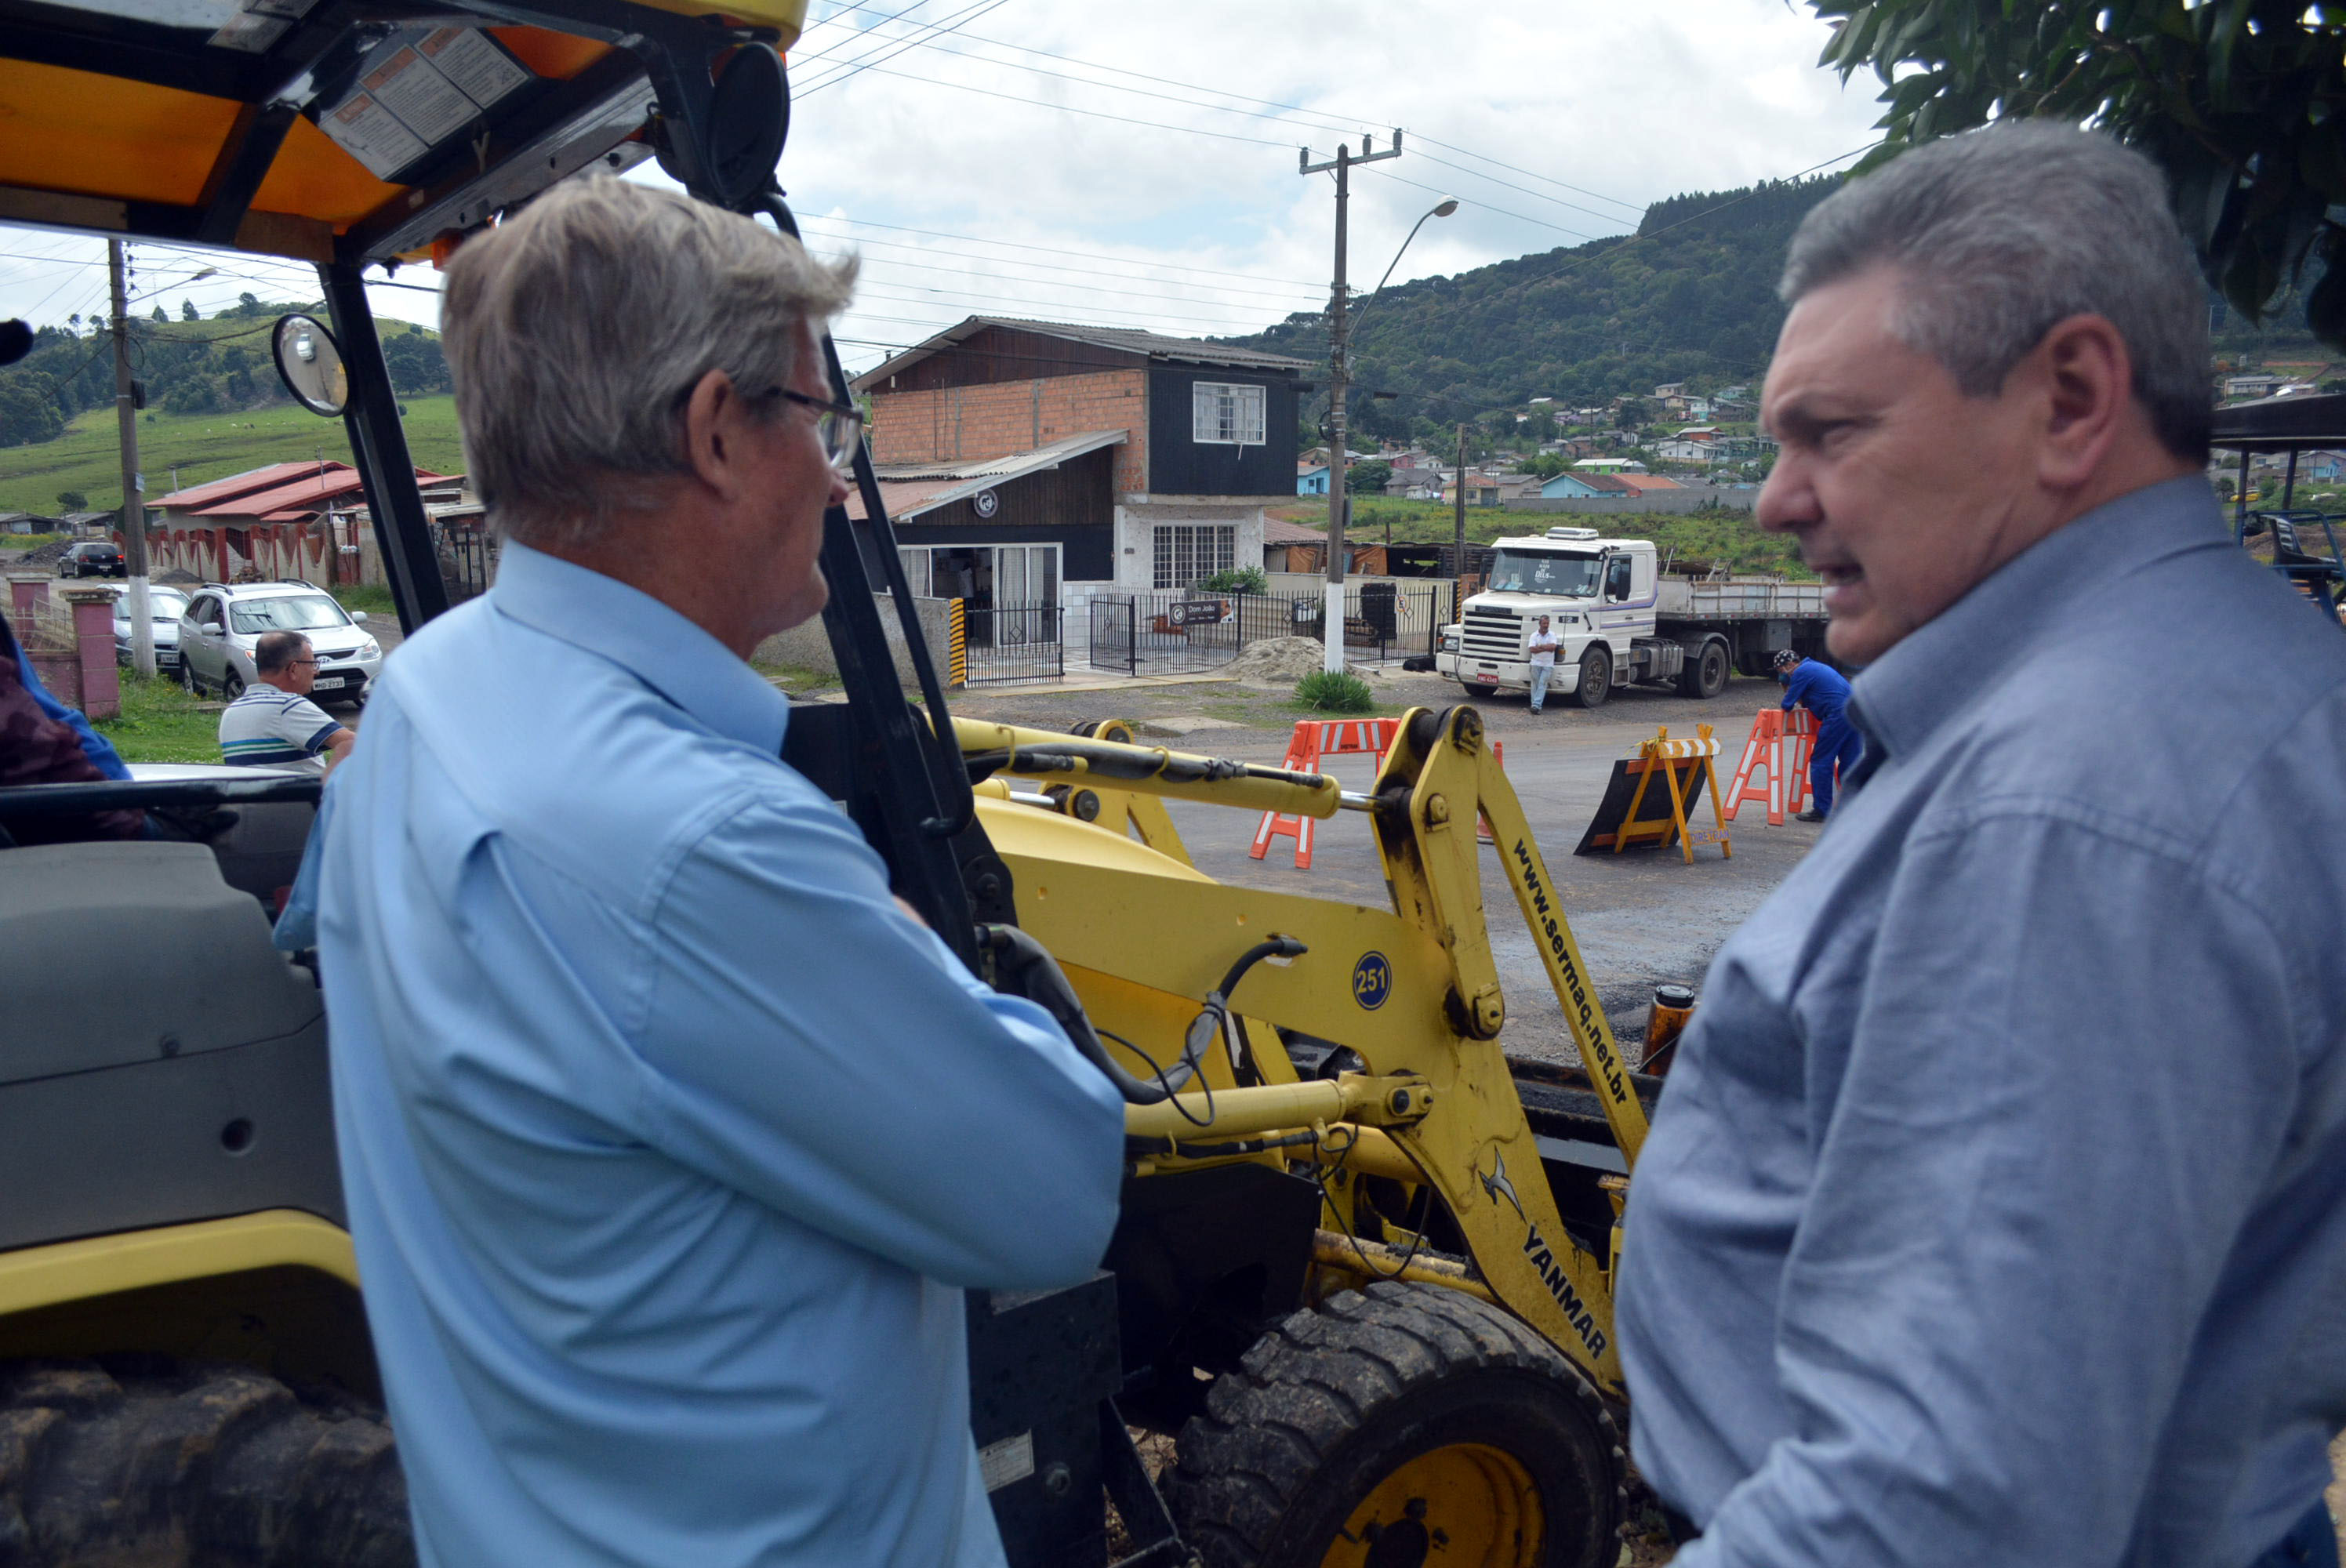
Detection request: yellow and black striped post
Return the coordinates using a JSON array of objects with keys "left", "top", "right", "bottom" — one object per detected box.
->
[{"left": 946, "top": 598, "right": 968, "bottom": 687}]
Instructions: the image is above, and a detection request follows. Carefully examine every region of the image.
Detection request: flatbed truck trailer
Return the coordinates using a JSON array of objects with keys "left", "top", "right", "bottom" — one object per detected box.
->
[{"left": 1434, "top": 527, "right": 1830, "bottom": 706}]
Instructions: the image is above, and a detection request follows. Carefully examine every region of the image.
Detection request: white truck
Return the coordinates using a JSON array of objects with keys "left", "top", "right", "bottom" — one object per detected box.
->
[{"left": 1433, "top": 527, "right": 1829, "bottom": 707}]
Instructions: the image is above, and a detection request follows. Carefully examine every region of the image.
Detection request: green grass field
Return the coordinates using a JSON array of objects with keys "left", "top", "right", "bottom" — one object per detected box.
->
[
  {"left": 0, "top": 396, "right": 466, "bottom": 516},
  {"left": 91, "top": 672, "right": 224, "bottom": 764},
  {"left": 1278, "top": 498, "right": 1814, "bottom": 578}
]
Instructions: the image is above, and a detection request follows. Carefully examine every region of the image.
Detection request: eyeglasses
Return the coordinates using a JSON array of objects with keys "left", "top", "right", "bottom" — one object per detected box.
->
[
  {"left": 775, "top": 389, "right": 866, "bottom": 474},
  {"left": 670, "top": 379, "right": 868, "bottom": 474}
]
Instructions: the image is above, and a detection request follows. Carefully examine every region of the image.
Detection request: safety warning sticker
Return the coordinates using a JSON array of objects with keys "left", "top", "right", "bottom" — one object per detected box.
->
[{"left": 318, "top": 26, "right": 534, "bottom": 179}]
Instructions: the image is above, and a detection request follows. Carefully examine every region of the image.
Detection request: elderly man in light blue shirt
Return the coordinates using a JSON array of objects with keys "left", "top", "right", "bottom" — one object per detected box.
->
[
  {"left": 1618, "top": 125, "right": 2346, "bottom": 1567},
  {"left": 312, "top": 177, "right": 1125, "bottom": 1566}
]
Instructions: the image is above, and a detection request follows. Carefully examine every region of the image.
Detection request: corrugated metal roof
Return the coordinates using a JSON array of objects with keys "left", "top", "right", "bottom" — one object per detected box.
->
[
  {"left": 852, "top": 315, "right": 1311, "bottom": 390},
  {"left": 1265, "top": 516, "right": 1324, "bottom": 543},
  {"left": 154, "top": 462, "right": 336, "bottom": 510},
  {"left": 853, "top": 430, "right": 1126, "bottom": 521}
]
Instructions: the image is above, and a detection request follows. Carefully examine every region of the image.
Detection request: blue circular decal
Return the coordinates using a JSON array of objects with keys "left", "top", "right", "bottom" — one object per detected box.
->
[{"left": 1352, "top": 951, "right": 1393, "bottom": 1011}]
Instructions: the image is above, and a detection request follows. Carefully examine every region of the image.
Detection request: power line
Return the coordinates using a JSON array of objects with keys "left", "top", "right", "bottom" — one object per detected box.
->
[
  {"left": 797, "top": 230, "right": 1321, "bottom": 306},
  {"left": 792, "top": 0, "right": 1011, "bottom": 98},
  {"left": 811, "top": 247, "right": 1317, "bottom": 318},
  {"left": 1360, "top": 166, "right": 1600, "bottom": 242},
  {"left": 799, "top": 215, "right": 1324, "bottom": 289},
  {"left": 823, "top": 63, "right": 1295, "bottom": 148},
  {"left": 883, "top": 32, "right": 1639, "bottom": 230}
]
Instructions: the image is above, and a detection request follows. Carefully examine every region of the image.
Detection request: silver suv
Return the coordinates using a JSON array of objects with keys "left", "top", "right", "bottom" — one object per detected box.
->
[{"left": 177, "top": 582, "right": 383, "bottom": 705}]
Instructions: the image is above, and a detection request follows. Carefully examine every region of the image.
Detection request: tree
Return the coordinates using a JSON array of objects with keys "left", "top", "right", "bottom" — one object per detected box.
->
[
  {"left": 1811, "top": 1, "right": 2346, "bottom": 346},
  {"left": 150, "top": 304, "right": 167, "bottom": 324},
  {"left": 180, "top": 299, "right": 199, "bottom": 321},
  {"left": 382, "top": 330, "right": 449, "bottom": 395},
  {"left": 1347, "top": 459, "right": 1392, "bottom": 496},
  {"left": 56, "top": 490, "right": 86, "bottom": 511}
]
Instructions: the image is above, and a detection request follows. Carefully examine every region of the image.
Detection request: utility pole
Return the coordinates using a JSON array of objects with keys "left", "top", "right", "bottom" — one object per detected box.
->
[
  {"left": 107, "top": 240, "right": 153, "bottom": 678},
  {"left": 1454, "top": 422, "right": 1469, "bottom": 603},
  {"left": 1302, "top": 130, "right": 1403, "bottom": 674}
]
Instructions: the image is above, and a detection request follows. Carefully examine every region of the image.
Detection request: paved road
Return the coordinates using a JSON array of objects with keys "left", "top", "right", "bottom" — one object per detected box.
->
[{"left": 1142, "top": 704, "right": 1814, "bottom": 1065}]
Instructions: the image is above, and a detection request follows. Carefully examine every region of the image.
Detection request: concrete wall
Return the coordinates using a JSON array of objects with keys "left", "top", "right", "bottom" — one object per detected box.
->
[
  {"left": 1505, "top": 485, "right": 1756, "bottom": 515},
  {"left": 754, "top": 593, "right": 955, "bottom": 685}
]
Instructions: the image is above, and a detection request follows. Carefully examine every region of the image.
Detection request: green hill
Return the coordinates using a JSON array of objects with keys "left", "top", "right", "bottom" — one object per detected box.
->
[
  {"left": 1221, "top": 176, "right": 1844, "bottom": 443},
  {"left": 0, "top": 396, "right": 464, "bottom": 517},
  {"left": 0, "top": 296, "right": 452, "bottom": 515}
]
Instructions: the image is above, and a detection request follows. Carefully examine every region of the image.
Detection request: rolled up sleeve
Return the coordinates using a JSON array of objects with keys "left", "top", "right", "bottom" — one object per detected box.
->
[
  {"left": 1684, "top": 810, "right": 2300, "bottom": 1567},
  {"left": 628, "top": 793, "right": 1127, "bottom": 1293}
]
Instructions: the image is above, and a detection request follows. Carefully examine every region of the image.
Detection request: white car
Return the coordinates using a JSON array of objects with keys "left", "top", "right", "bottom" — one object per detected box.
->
[
  {"left": 109, "top": 584, "right": 190, "bottom": 669},
  {"left": 178, "top": 582, "right": 383, "bottom": 705}
]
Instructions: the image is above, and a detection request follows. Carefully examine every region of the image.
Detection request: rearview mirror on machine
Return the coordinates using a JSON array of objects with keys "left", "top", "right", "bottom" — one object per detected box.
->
[{"left": 272, "top": 314, "right": 349, "bottom": 416}]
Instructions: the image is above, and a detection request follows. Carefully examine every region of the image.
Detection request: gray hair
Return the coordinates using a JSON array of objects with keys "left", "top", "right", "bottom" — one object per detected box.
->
[
  {"left": 440, "top": 176, "right": 857, "bottom": 549},
  {"left": 1780, "top": 122, "right": 2211, "bottom": 463}
]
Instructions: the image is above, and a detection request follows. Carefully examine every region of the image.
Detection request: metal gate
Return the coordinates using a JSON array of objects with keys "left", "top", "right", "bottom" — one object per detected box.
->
[
  {"left": 961, "top": 603, "right": 1063, "bottom": 684},
  {"left": 1086, "top": 585, "right": 1452, "bottom": 677}
]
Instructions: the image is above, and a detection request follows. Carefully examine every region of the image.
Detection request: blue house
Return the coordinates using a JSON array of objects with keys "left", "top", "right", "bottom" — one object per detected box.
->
[
  {"left": 1539, "top": 470, "right": 1607, "bottom": 498},
  {"left": 1297, "top": 463, "right": 1330, "bottom": 495}
]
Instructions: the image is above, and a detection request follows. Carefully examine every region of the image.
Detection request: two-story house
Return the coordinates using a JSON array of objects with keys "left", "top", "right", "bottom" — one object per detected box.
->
[{"left": 852, "top": 318, "right": 1311, "bottom": 615}]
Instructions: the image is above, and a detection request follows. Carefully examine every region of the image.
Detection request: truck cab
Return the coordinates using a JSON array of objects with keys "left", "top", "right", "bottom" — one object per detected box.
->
[{"left": 1437, "top": 528, "right": 1668, "bottom": 707}]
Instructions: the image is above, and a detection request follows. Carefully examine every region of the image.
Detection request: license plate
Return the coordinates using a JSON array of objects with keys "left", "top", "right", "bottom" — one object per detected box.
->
[
  {"left": 314, "top": 675, "right": 352, "bottom": 690},
  {"left": 1472, "top": 672, "right": 1498, "bottom": 684}
]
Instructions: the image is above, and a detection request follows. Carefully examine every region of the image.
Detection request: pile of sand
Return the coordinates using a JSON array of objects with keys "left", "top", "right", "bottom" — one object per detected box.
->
[
  {"left": 1228, "top": 636, "right": 1327, "bottom": 684},
  {"left": 13, "top": 539, "right": 71, "bottom": 568}
]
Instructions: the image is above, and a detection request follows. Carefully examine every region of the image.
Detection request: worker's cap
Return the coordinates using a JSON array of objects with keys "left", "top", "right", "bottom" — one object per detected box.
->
[{"left": 1773, "top": 648, "right": 1803, "bottom": 670}]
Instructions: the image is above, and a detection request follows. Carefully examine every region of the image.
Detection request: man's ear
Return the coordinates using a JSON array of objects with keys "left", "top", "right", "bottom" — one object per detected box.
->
[
  {"left": 2029, "top": 313, "right": 2131, "bottom": 492},
  {"left": 680, "top": 368, "right": 750, "bottom": 499}
]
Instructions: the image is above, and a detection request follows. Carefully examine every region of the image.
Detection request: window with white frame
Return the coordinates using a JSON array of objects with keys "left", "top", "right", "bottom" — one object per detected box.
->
[
  {"left": 1192, "top": 381, "right": 1266, "bottom": 445},
  {"left": 1153, "top": 524, "right": 1235, "bottom": 589}
]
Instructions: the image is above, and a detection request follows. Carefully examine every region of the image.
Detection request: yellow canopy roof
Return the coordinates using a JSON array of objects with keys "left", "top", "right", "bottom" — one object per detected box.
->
[{"left": 0, "top": 0, "right": 808, "bottom": 266}]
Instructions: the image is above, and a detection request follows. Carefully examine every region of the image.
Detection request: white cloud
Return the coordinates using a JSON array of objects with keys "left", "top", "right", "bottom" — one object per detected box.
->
[{"left": 0, "top": 0, "right": 1887, "bottom": 375}]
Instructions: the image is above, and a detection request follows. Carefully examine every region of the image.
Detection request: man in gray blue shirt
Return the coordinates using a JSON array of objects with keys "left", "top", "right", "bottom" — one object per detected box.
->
[
  {"left": 1618, "top": 123, "right": 2346, "bottom": 1567},
  {"left": 314, "top": 178, "right": 1126, "bottom": 1565}
]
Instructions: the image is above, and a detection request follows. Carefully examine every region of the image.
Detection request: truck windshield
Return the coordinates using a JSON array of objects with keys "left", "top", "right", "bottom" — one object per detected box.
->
[{"left": 1487, "top": 550, "right": 1601, "bottom": 597}]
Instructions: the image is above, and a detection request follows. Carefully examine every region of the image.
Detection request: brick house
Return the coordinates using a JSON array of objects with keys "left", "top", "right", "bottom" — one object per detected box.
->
[{"left": 852, "top": 317, "right": 1311, "bottom": 608}]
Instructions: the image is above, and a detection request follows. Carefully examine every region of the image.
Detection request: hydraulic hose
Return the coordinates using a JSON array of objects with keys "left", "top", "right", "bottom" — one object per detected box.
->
[{"left": 978, "top": 925, "right": 1307, "bottom": 1105}]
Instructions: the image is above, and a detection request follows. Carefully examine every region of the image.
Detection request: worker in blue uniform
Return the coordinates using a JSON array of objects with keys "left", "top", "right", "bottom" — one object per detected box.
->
[{"left": 1775, "top": 647, "right": 1861, "bottom": 821}]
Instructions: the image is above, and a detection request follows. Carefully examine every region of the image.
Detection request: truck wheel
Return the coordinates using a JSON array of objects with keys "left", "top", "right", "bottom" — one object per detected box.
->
[
  {"left": 1677, "top": 639, "right": 1729, "bottom": 699},
  {"left": 0, "top": 1358, "right": 416, "bottom": 1568},
  {"left": 1569, "top": 648, "right": 1611, "bottom": 710},
  {"left": 1168, "top": 1281, "right": 1623, "bottom": 1568}
]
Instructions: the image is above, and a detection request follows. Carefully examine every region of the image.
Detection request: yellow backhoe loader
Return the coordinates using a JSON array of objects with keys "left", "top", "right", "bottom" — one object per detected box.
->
[{"left": 0, "top": 5, "right": 1665, "bottom": 1565}]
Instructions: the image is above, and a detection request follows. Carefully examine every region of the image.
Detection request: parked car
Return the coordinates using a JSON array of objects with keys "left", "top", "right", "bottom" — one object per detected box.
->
[
  {"left": 178, "top": 582, "right": 382, "bottom": 705},
  {"left": 59, "top": 541, "right": 124, "bottom": 578},
  {"left": 110, "top": 583, "right": 190, "bottom": 668}
]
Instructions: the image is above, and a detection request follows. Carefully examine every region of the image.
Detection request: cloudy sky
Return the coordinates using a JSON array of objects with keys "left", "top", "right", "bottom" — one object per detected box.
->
[{"left": 0, "top": 0, "right": 1890, "bottom": 374}]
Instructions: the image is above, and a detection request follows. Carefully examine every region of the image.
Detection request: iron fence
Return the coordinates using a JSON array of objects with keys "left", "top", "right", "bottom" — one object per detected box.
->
[
  {"left": 1084, "top": 583, "right": 1455, "bottom": 677},
  {"left": 962, "top": 603, "right": 1063, "bottom": 684}
]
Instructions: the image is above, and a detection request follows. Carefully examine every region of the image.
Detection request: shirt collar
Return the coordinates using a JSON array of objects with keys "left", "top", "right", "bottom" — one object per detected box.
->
[
  {"left": 1846, "top": 476, "right": 2227, "bottom": 764},
  {"left": 487, "top": 539, "right": 790, "bottom": 756}
]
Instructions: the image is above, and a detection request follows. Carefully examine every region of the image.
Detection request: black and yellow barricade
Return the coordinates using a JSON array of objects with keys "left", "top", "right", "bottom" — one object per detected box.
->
[{"left": 1574, "top": 724, "right": 1730, "bottom": 864}]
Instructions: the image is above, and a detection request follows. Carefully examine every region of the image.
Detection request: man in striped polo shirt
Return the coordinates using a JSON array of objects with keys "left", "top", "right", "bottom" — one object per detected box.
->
[{"left": 219, "top": 630, "right": 354, "bottom": 775}]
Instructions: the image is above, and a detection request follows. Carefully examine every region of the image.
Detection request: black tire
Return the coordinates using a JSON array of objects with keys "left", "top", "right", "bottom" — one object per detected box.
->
[
  {"left": 1168, "top": 1282, "right": 1624, "bottom": 1568},
  {"left": 1460, "top": 681, "right": 1484, "bottom": 699},
  {"left": 1677, "top": 638, "right": 1729, "bottom": 699},
  {"left": 180, "top": 656, "right": 200, "bottom": 695},
  {"left": 221, "top": 668, "right": 245, "bottom": 702},
  {"left": 0, "top": 1358, "right": 415, "bottom": 1568},
  {"left": 1569, "top": 647, "right": 1611, "bottom": 710}
]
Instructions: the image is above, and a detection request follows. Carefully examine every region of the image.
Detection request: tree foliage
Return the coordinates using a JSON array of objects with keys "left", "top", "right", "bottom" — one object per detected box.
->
[
  {"left": 0, "top": 304, "right": 441, "bottom": 448},
  {"left": 1810, "top": 0, "right": 2346, "bottom": 346}
]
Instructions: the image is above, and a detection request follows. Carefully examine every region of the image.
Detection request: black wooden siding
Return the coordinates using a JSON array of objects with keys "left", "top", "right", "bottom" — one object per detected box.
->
[
  {"left": 862, "top": 447, "right": 1116, "bottom": 582},
  {"left": 1146, "top": 365, "right": 1302, "bottom": 495}
]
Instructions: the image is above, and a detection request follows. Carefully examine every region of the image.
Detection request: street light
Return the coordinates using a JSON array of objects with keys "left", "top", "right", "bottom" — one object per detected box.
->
[
  {"left": 1358, "top": 197, "right": 1459, "bottom": 328},
  {"left": 1316, "top": 194, "right": 1458, "bottom": 674}
]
